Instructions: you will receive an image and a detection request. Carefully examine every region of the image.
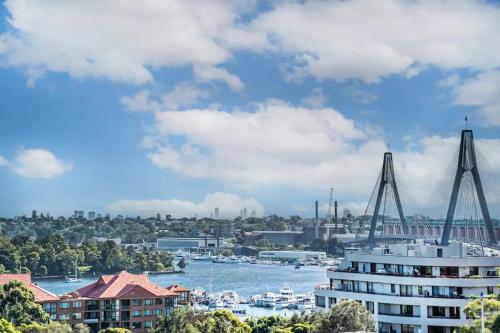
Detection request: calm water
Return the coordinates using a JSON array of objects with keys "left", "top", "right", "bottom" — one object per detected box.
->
[{"left": 36, "top": 261, "right": 328, "bottom": 317}]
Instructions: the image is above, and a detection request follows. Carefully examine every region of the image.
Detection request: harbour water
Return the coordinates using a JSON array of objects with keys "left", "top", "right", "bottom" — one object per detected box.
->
[{"left": 36, "top": 261, "right": 327, "bottom": 318}]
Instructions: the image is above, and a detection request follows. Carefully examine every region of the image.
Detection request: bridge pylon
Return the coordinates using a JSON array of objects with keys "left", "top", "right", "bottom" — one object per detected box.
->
[
  {"left": 441, "top": 130, "right": 497, "bottom": 246},
  {"left": 367, "top": 152, "right": 408, "bottom": 248}
]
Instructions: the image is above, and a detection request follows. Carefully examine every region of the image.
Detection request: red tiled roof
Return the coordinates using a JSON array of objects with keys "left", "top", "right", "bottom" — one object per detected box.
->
[
  {"left": 0, "top": 274, "right": 60, "bottom": 302},
  {"left": 166, "top": 284, "right": 190, "bottom": 292},
  {"left": 77, "top": 271, "right": 177, "bottom": 299}
]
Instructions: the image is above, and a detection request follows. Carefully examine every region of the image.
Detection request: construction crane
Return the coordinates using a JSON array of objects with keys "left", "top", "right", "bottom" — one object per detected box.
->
[{"left": 326, "top": 187, "right": 334, "bottom": 222}]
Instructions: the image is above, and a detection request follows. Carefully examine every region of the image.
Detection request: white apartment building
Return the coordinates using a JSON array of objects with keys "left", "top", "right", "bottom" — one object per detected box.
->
[{"left": 315, "top": 241, "right": 500, "bottom": 333}]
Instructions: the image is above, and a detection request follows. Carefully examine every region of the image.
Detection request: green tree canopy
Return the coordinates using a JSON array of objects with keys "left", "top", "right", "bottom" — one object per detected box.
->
[
  {"left": 97, "top": 328, "right": 131, "bottom": 333},
  {"left": 0, "top": 318, "right": 21, "bottom": 333},
  {"left": 313, "top": 299, "right": 374, "bottom": 333},
  {"left": 198, "top": 310, "right": 251, "bottom": 333},
  {"left": 0, "top": 280, "right": 50, "bottom": 326},
  {"left": 151, "top": 308, "right": 200, "bottom": 333}
]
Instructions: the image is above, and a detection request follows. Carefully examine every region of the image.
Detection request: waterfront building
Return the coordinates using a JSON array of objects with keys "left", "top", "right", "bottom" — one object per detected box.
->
[
  {"left": 0, "top": 273, "right": 60, "bottom": 317},
  {"left": 0, "top": 271, "right": 190, "bottom": 333},
  {"left": 314, "top": 241, "right": 500, "bottom": 333},
  {"left": 157, "top": 236, "right": 229, "bottom": 250},
  {"left": 259, "top": 250, "right": 326, "bottom": 261}
]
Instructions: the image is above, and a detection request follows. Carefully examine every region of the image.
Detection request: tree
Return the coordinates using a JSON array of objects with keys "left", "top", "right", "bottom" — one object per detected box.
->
[
  {"left": 199, "top": 310, "right": 251, "bottom": 333},
  {"left": 151, "top": 308, "right": 200, "bottom": 333},
  {"left": 0, "top": 319, "right": 20, "bottom": 333},
  {"left": 97, "top": 329, "right": 132, "bottom": 333},
  {"left": 0, "top": 280, "right": 50, "bottom": 326},
  {"left": 18, "top": 321, "right": 73, "bottom": 333},
  {"left": 313, "top": 299, "right": 374, "bottom": 333},
  {"left": 247, "top": 315, "right": 290, "bottom": 333},
  {"left": 177, "top": 257, "right": 187, "bottom": 270}
]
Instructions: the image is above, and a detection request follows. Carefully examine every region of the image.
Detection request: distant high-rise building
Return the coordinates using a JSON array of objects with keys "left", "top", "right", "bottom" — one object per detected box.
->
[
  {"left": 97, "top": 214, "right": 102, "bottom": 219},
  {"left": 343, "top": 208, "right": 351, "bottom": 218},
  {"left": 88, "top": 211, "right": 96, "bottom": 220},
  {"left": 250, "top": 210, "right": 256, "bottom": 218},
  {"left": 32, "top": 210, "right": 37, "bottom": 219},
  {"left": 240, "top": 209, "right": 244, "bottom": 218},
  {"left": 214, "top": 207, "right": 219, "bottom": 219},
  {"left": 243, "top": 208, "right": 248, "bottom": 219},
  {"left": 74, "top": 210, "right": 84, "bottom": 219},
  {"left": 209, "top": 213, "right": 214, "bottom": 219},
  {"left": 105, "top": 214, "right": 110, "bottom": 221}
]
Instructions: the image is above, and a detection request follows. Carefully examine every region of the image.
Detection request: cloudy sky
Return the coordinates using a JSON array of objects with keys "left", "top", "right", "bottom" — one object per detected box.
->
[{"left": 1, "top": 0, "right": 500, "bottom": 218}]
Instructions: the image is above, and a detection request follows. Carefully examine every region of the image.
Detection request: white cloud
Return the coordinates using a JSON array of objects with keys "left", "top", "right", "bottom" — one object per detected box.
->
[
  {"left": 449, "top": 70, "right": 500, "bottom": 127},
  {"left": 0, "top": 0, "right": 261, "bottom": 85},
  {"left": 145, "top": 100, "right": 500, "bottom": 209},
  {"left": 13, "top": 148, "right": 72, "bottom": 178},
  {"left": 193, "top": 65, "right": 244, "bottom": 92},
  {"left": 0, "top": 155, "right": 8, "bottom": 166},
  {"left": 120, "top": 82, "right": 209, "bottom": 113},
  {"left": 2, "top": 0, "right": 500, "bottom": 94},
  {"left": 251, "top": 0, "right": 500, "bottom": 83},
  {"left": 347, "top": 86, "right": 378, "bottom": 105},
  {"left": 106, "top": 192, "right": 264, "bottom": 218},
  {"left": 301, "top": 88, "right": 326, "bottom": 108}
]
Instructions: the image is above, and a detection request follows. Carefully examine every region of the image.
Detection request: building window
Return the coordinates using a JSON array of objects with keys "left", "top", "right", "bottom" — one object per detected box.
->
[
  {"left": 59, "top": 302, "right": 70, "bottom": 309},
  {"left": 132, "top": 299, "right": 142, "bottom": 306},
  {"left": 315, "top": 295, "right": 326, "bottom": 307},
  {"left": 366, "top": 301, "right": 374, "bottom": 314},
  {"left": 165, "top": 297, "right": 175, "bottom": 307},
  {"left": 450, "top": 307, "right": 460, "bottom": 319},
  {"left": 487, "top": 286, "right": 494, "bottom": 294},
  {"left": 73, "top": 301, "right": 81, "bottom": 308},
  {"left": 155, "top": 298, "right": 163, "bottom": 305},
  {"left": 144, "top": 309, "right": 153, "bottom": 316},
  {"left": 132, "top": 322, "right": 142, "bottom": 329},
  {"left": 402, "top": 324, "right": 415, "bottom": 333},
  {"left": 144, "top": 321, "right": 153, "bottom": 328},
  {"left": 132, "top": 310, "right": 142, "bottom": 317},
  {"left": 72, "top": 313, "right": 82, "bottom": 320},
  {"left": 43, "top": 303, "right": 57, "bottom": 314},
  {"left": 144, "top": 299, "right": 153, "bottom": 306},
  {"left": 437, "top": 248, "right": 443, "bottom": 257},
  {"left": 59, "top": 313, "right": 69, "bottom": 320},
  {"left": 155, "top": 309, "right": 163, "bottom": 316},
  {"left": 391, "top": 284, "right": 396, "bottom": 293}
]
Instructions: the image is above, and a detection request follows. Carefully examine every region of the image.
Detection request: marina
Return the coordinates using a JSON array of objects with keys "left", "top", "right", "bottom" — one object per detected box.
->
[{"left": 35, "top": 260, "right": 327, "bottom": 318}]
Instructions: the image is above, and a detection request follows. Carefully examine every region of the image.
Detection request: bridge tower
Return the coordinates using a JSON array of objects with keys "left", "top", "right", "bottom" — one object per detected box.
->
[
  {"left": 441, "top": 130, "right": 497, "bottom": 245},
  {"left": 367, "top": 152, "right": 409, "bottom": 248}
]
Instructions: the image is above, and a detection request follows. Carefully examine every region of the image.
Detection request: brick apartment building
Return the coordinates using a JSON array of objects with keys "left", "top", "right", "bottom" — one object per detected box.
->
[{"left": 0, "top": 271, "right": 190, "bottom": 333}]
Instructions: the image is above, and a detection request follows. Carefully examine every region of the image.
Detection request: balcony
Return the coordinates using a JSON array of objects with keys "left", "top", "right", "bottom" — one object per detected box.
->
[
  {"left": 330, "top": 267, "right": 497, "bottom": 279},
  {"left": 84, "top": 318, "right": 99, "bottom": 324},
  {"left": 315, "top": 284, "right": 466, "bottom": 299},
  {"left": 378, "top": 312, "right": 419, "bottom": 318}
]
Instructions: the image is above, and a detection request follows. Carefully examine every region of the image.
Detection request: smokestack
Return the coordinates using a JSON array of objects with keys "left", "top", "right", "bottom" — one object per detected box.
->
[
  {"left": 315, "top": 200, "right": 319, "bottom": 224},
  {"left": 334, "top": 201, "right": 338, "bottom": 234},
  {"left": 315, "top": 200, "right": 319, "bottom": 239}
]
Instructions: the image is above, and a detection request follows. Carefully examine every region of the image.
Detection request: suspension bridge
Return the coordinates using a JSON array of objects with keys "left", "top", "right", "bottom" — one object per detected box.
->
[{"left": 353, "top": 129, "right": 500, "bottom": 248}]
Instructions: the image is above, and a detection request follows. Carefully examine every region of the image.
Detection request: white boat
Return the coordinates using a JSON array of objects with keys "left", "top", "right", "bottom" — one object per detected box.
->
[
  {"left": 65, "top": 259, "right": 81, "bottom": 283},
  {"left": 192, "top": 254, "right": 212, "bottom": 261},
  {"left": 295, "top": 294, "right": 314, "bottom": 310},
  {"left": 255, "top": 292, "right": 280, "bottom": 308},
  {"left": 212, "top": 256, "right": 228, "bottom": 263}
]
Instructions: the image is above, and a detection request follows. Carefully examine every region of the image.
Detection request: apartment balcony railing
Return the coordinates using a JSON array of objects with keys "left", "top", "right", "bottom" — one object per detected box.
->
[
  {"left": 329, "top": 268, "right": 497, "bottom": 279},
  {"left": 378, "top": 312, "right": 420, "bottom": 318},
  {"left": 315, "top": 284, "right": 466, "bottom": 299}
]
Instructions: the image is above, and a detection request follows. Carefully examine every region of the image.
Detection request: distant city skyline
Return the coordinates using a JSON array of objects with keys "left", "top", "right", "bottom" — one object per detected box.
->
[{"left": 1, "top": 1, "right": 500, "bottom": 218}]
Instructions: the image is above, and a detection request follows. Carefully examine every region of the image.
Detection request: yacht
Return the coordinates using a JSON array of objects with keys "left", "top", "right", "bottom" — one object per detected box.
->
[
  {"left": 255, "top": 292, "right": 280, "bottom": 308},
  {"left": 65, "top": 260, "right": 81, "bottom": 283}
]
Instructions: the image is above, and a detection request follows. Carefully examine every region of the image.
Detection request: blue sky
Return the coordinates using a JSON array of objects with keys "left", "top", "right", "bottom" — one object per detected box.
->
[{"left": 0, "top": 0, "right": 500, "bottom": 218}]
